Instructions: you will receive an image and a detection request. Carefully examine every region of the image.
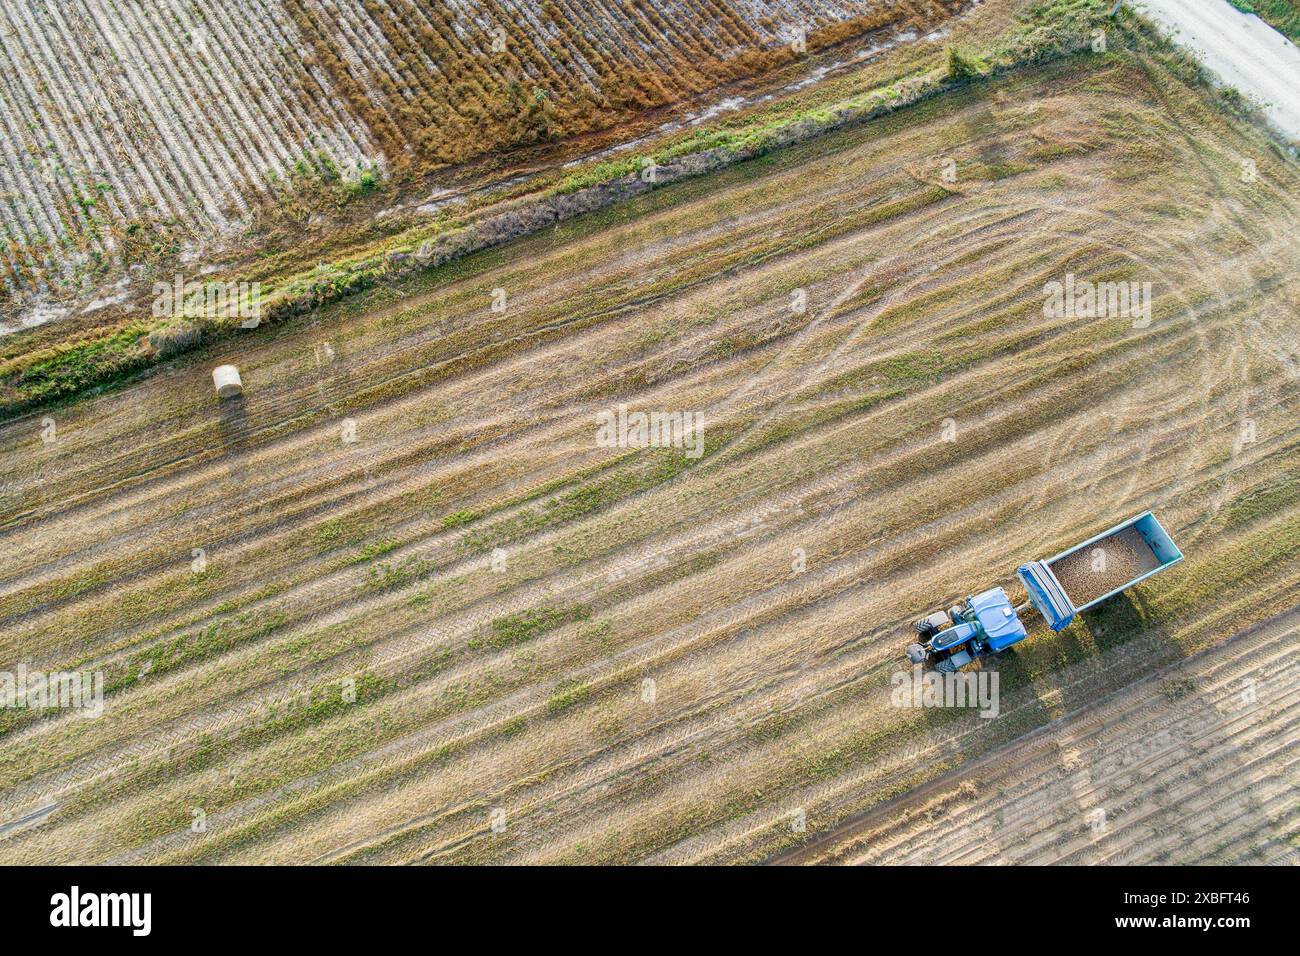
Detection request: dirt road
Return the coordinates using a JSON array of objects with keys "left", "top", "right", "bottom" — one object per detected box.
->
[{"left": 1134, "top": 0, "right": 1300, "bottom": 141}]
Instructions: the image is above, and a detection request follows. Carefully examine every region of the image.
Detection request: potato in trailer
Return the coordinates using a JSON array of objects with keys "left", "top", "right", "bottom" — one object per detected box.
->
[{"left": 905, "top": 511, "right": 1183, "bottom": 672}]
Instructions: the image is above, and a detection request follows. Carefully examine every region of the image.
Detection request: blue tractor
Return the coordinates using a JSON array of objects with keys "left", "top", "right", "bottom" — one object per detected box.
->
[
  {"left": 906, "top": 586, "right": 1028, "bottom": 673},
  {"left": 906, "top": 511, "right": 1183, "bottom": 672}
]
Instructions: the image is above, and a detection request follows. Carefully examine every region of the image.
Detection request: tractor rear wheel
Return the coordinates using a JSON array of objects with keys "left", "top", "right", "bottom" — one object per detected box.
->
[{"left": 913, "top": 619, "right": 938, "bottom": 638}]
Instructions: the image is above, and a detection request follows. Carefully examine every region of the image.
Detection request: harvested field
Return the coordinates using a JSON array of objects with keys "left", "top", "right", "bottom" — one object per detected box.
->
[
  {"left": 0, "top": 0, "right": 1297, "bottom": 865},
  {"left": 0, "top": 0, "right": 966, "bottom": 301},
  {"left": 774, "top": 607, "right": 1300, "bottom": 865},
  {"left": 1048, "top": 526, "right": 1162, "bottom": 606}
]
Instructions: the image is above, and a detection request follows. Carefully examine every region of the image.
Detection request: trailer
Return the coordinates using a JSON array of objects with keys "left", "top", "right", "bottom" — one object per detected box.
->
[{"left": 906, "top": 511, "right": 1183, "bottom": 672}]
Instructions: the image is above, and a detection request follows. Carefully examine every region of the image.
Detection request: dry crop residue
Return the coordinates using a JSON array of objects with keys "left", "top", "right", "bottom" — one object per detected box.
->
[
  {"left": 0, "top": 36, "right": 1298, "bottom": 865},
  {"left": 774, "top": 608, "right": 1300, "bottom": 865},
  {"left": 0, "top": 0, "right": 964, "bottom": 298}
]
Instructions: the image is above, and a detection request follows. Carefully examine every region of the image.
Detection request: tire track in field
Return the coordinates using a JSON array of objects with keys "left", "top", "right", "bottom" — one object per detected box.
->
[{"left": 771, "top": 607, "right": 1300, "bottom": 864}]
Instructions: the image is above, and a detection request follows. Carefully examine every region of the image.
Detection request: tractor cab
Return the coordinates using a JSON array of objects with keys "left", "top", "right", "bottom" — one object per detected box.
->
[{"left": 969, "top": 587, "right": 1028, "bottom": 651}]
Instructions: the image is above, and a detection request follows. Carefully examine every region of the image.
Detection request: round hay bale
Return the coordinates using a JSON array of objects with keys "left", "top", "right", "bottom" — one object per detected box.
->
[{"left": 212, "top": 364, "right": 243, "bottom": 399}]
